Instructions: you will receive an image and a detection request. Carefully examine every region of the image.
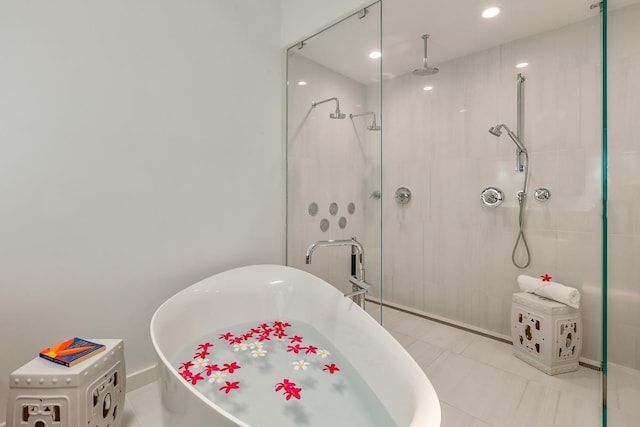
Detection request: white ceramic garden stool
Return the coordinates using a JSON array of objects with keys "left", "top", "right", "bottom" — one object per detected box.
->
[
  {"left": 511, "top": 293, "right": 582, "bottom": 375},
  {"left": 6, "top": 339, "right": 125, "bottom": 427}
]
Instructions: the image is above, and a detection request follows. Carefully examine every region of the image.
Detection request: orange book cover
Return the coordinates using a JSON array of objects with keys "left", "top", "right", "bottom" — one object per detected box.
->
[{"left": 39, "top": 338, "right": 105, "bottom": 367}]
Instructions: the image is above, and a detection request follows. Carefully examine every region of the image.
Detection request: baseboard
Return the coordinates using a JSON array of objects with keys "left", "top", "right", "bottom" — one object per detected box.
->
[
  {"left": 126, "top": 362, "right": 158, "bottom": 392},
  {"left": 366, "top": 296, "right": 602, "bottom": 371}
]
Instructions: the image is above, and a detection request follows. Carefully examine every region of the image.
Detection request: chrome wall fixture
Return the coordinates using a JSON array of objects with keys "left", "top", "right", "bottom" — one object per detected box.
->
[
  {"left": 480, "top": 187, "right": 504, "bottom": 207},
  {"left": 395, "top": 187, "right": 412, "bottom": 204},
  {"left": 349, "top": 112, "right": 381, "bottom": 131},
  {"left": 311, "top": 97, "right": 345, "bottom": 119},
  {"left": 534, "top": 188, "right": 551, "bottom": 202},
  {"left": 516, "top": 73, "right": 526, "bottom": 172},
  {"left": 487, "top": 73, "right": 531, "bottom": 269}
]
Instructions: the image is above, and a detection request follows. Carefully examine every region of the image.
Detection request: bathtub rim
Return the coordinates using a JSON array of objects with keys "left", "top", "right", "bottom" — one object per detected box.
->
[{"left": 150, "top": 264, "right": 441, "bottom": 427}]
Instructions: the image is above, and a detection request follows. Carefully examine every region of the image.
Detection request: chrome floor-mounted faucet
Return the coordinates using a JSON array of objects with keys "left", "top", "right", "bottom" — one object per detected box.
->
[{"left": 305, "top": 237, "right": 370, "bottom": 308}]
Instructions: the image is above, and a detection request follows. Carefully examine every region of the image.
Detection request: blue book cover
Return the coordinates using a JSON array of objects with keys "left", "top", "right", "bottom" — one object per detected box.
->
[{"left": 39, "top": 338, "right": 105, "bottom": 367}]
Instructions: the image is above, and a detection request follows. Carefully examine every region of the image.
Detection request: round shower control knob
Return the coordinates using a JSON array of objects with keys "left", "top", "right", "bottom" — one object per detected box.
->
[
  {"left": 395, "top": 187, "right": 412, "bottom": 204},
  {"left": 534, "top": 188, "right": 551, "bottom": 202},
  {"left": 480, "top": 187, "right": 504, "bottom": 207}
]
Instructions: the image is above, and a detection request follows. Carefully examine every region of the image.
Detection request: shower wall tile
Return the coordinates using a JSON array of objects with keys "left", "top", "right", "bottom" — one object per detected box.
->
[
  {"left": 288, "top": 54, "right": 371, "bottom": 293},
  {"left": 609, "top": 55, "right": 640, "bottom": 153},
  {"left": 375, "top": 4, "right": 635, "bottom": 365}
]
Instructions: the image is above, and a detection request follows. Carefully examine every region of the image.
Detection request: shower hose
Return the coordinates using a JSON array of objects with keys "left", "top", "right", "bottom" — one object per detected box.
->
[{"left": 513, "top": 151, "right": 531, "bottom": 269}]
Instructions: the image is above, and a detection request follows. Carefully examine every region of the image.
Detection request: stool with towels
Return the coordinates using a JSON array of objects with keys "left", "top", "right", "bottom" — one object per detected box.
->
[{"left": 511, "top": 275, "right": 582, "bottom": 375}]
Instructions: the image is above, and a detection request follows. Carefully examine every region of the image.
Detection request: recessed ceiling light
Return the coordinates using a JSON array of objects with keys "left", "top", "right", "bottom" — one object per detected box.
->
[
  {"left": 423, "top": 86, "right": 433, "bottom": 91},
  {"left": 482, "top": 7, "right": 501, "bottom": 18},
  {"left": 369, "top": 51, "right": 382, "bottom": 59},
  {"left": 297, "top": 81, "right": 307, "bottom": 86},
  {"left": 516, "top": 62, "right": 529, "bottom": 68}
]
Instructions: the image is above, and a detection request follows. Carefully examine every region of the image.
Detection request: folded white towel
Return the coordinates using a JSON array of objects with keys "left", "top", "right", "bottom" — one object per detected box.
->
[{"left": 517, "top": 275, "right": 581, "bottom": 309}]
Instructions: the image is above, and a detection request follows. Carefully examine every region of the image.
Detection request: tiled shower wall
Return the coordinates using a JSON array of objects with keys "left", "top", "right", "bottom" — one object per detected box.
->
[
  {"left": 377, "top": 15, "right": 603, "bottom": 362},
  {"left": 377, "top": 4, "right": 640, "bottom": 368},
  {"left": 287, "top": 53, "right": 381, "bottom": 295}
]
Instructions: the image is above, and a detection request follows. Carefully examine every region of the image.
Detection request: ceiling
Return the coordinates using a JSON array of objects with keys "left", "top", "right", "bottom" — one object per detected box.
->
[{"left": 292, "top": 0, "right": 639, "bottom": 85}]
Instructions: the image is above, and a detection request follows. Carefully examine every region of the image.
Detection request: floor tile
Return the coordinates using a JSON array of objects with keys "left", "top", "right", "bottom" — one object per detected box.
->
[
  {"left": 416, "top": 320, "right": 478, "bottom": 354},
  {"left": 388, "top": 329, "right": 418, "bottom": 348},
  {"left": 405, "top": 339, "right": 445, "bottom": 370},
  {"left": 425, "top": 351, "right": 528, "bottom": 427},
  {"left": 440, "top": 402, "right": 492, "bottom": 427},
  {"left": 121, "top": 401, "right": 143, "bottom": 427}
]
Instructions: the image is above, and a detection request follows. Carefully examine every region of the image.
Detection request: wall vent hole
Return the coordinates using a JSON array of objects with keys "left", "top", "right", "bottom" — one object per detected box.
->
[
  {"left": 535, "top": 343, "right": 540, "bottom": 353},
  {"left": 519, "top": 335, "right": 523, "bottom": 345},
  {"left": 566, "top": 332, "right": 573, "bottom": 348},
  {"left": 524, "top": 325, "right": 532, "bottom": 340},
  {"left": 535, "top": 320, "right": 540, "bottom": 330},
  {"left": 35, "top": 422, "right": 45, "bottom": 427},
  {"left": 518, "top": 313, "right": 523, "bottom": 323}
]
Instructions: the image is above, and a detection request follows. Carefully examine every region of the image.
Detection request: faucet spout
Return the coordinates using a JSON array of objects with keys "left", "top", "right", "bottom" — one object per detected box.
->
[
  {"left": 304, "top": 237, "right": 367, "bottom": 308},
  {"left": 305, "top": 237, "right": 364, "bottom": 279}
]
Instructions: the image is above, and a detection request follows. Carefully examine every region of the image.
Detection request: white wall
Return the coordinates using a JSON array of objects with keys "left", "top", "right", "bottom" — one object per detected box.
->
[
  {"left": 280, "top": 0, "right": 371, "bottom": 47},
  {"left": 0, "top": 0, "right": 284, "bottom": 422}
]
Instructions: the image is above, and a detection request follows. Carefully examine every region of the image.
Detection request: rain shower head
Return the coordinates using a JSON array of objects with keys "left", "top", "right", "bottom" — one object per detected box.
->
[
  {"left": 312, "top": 97, "right": 346, "bottom": 119},
  {"left": 350, "top": 112, "right": 381, "bottom": 131},
  {"left": 488, "top": 124, "right": 527, "bottom": 153},
  {"left": 412, "top": 34, "right": 439, "bottom": 76}
]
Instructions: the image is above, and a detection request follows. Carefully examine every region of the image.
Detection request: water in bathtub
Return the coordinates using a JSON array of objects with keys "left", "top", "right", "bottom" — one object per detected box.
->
[{"left": 172, "top": 320, "right": 397, "bottom": 426}]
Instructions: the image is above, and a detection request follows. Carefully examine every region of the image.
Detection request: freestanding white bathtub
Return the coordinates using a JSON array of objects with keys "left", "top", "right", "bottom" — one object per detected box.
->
[{"left": 150, "top": 264, "right": 440, "bottom": 426}]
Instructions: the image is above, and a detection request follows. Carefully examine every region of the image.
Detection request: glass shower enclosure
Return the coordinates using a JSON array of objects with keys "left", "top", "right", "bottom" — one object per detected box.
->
[{"left": 286, "top": 0, "right": 640, "bottom": 425}]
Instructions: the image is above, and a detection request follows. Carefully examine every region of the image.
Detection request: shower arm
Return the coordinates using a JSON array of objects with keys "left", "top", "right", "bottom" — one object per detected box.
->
[
  {"left": 350, "top": 112, "right": 379, "bottom": 129},
  {"left": 349, "top": 112, "right": 374, "bottom": 119},
  {"left": 312, "top": 97, "right": 341, "bottom": 111},
  {"left": 311, "top": 97, "right": 346, "bottom": 119}
]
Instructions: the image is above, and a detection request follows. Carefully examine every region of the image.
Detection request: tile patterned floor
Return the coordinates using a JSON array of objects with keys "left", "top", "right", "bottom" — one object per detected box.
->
[{"left": 122, "top": 304, "right": 626, "bottom": 427}]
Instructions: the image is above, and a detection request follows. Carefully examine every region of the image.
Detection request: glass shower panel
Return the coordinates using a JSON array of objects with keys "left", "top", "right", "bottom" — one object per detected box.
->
[
  {"left": 382, "top": 0, "right": 604, "bottom": 423},
  {"left": 606, "top": 0, "right": 640, "bottom": 425},
  {"left": 286, "top": 3, "right": 382, "bottom": 321}
]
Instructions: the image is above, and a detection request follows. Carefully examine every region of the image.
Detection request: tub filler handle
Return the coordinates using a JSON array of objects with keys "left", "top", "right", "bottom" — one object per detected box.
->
[{"left": 345, "top": 276, "right": 370, "bottom": 301}]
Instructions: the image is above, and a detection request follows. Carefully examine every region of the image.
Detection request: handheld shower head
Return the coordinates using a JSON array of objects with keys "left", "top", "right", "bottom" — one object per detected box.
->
[
  {"left": 312, "top": 97, "right": 346, "bottom": 119},
  {"left": 488, "top": 125, "right": 502, "bottom": 137},
  {"left": 488, "top": 124, "right": 526, "bottom": 153}
]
